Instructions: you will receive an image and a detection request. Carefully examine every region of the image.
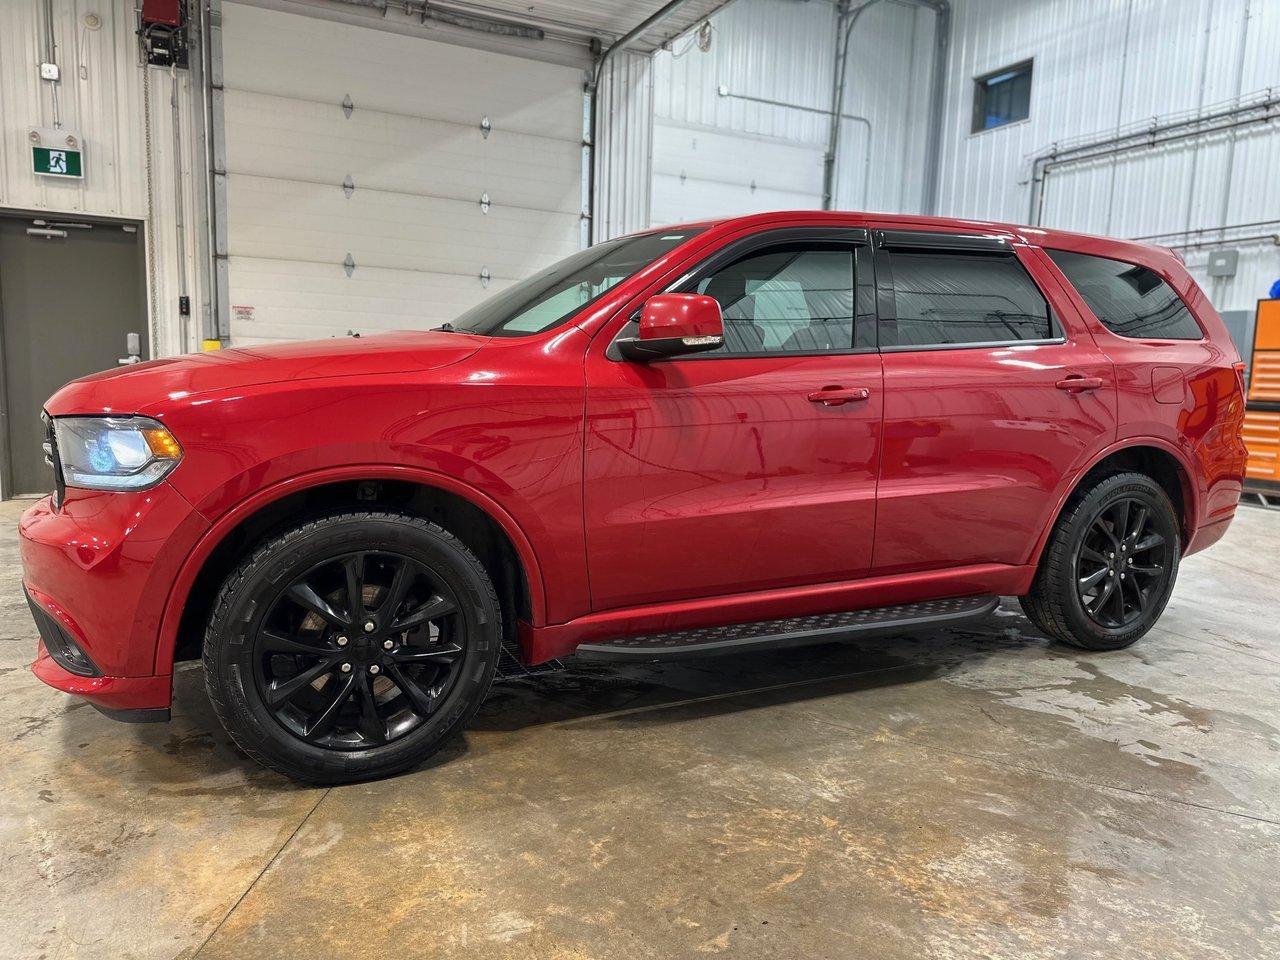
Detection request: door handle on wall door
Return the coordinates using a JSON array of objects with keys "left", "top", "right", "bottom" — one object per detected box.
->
[
  {"left": 807, "top": 385, "right": 871, "bottom": 406},
  {"left": 1055, "top": 376, "right": 1104, "bottom": 393}
]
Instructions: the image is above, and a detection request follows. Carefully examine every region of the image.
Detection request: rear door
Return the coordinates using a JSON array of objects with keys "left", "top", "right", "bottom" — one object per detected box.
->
[
  {"left": 583, "top": 228, "right": 884, "bottom": 610},
  {"left": 870, "top": 228, "right": 1116, "bottom": 576}
]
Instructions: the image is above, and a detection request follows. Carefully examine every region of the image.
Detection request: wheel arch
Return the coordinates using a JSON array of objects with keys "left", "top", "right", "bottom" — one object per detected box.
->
[
  {"left": 157, "top": 466, "right": 545, "bottom": 675},
  {"left": 1029, "top": 439, "right": 1198, "bottom": 572}
]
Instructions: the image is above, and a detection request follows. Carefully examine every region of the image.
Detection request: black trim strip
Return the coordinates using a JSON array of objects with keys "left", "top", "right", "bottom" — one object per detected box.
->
[
  {"left": 91, "top": 704, "right": 171, "bottom": 724},
  {"left": 876, "top": 229, "right": 1012, "bottom": 253}
]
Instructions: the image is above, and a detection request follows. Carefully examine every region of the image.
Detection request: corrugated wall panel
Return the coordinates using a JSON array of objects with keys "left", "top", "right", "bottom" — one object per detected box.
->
[
  {"left": 649, "top": 0, "right": 933, "bottom": 223},
  {"left": 595, "top": 51, "right": 654, "bottom": 241},
  {"left": 935, "top": 0, "right": 1280, "bottom": 313}
]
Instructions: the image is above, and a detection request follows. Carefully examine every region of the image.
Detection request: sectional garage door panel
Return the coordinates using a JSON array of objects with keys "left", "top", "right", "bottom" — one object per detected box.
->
[
  {"left": 650, "top": 121, "right": 823, "bottom": 225},
  {"left": 222, "top": 2, "right": 584, "bottom": 343},
  {"left": 227, "top": 258, "right": 521, "bottom": 343},
  {"left": 227, "top": 175, "right": 580, "bottom": 277},
  {"left": 226, "top": 90, "right": 584, "bottom": 215},
  {"left": 223, "top": 5, "right": 585, "bottom": 139}
]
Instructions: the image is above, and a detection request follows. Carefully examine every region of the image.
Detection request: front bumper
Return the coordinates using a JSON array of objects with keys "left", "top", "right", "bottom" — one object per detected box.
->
[{"left": 20, "top": 483, "right": 209, "bottom": 718}]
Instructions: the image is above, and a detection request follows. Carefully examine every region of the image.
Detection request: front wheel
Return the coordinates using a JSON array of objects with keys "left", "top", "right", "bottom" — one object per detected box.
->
[
  {"left": 203, "top": 511, "right": 500, "bottom": 784},
  {"left": 1020, "top": 472, "right": 1180, "bottom": 651}
]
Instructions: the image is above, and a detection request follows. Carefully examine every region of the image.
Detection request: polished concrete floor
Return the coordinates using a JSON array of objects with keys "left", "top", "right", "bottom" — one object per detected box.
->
[{"left": 2, "top": 498, "right": 1278, "bottom": 960}]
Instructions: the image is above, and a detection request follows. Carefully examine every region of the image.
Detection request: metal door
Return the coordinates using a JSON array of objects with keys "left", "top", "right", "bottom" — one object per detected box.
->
[{"left": 0, "top": 215, "right": 148, "bottom": 497}]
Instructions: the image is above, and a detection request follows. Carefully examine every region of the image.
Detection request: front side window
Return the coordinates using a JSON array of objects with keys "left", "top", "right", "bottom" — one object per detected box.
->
[
  {"left": 882, "top": 250, "right": 1053, "bottom": 348},
  {"left": 973, "top": 60, "right": 1033, "bottom": 132},
  {"left": 688, "top": 245, "right": 855, "bottom": 355},
  {"left": 1047, "top": 250, "right": 1203, "bottom": 340},
  {"left": 451, "top": 228, "right": 701, "bottom": 337}
]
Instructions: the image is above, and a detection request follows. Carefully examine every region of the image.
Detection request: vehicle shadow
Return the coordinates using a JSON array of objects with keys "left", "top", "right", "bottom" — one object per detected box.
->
[{"left": 96, "top": 601, "right": 1050, "bottom": 787}]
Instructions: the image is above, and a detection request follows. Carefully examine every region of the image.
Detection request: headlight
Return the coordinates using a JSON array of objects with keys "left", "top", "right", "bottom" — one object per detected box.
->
[{"left": 53, "top": 416, "right": 183, "bottom": 491}]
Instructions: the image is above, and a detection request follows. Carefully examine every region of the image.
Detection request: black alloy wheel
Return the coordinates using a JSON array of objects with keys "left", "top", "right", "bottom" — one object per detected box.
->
[
  {"left": 256, "top": 550, "right": 464, "bottom": 750},
  {"left": 1020, "top": 472, "right": 1181, "bottom": 651},
  {"left": 204, "top": 511, "right": 500, "bottom": 784},
  {"left": 1073, "top": 496, "right": 1175, "bottom": 630}
]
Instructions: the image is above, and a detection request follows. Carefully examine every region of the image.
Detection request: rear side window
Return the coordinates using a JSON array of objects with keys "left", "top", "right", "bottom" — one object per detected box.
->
[
  {"left": 882, "top": 250, "right": 1053, "bottom": 348},
  {"left": 1047, "top": 250, "right": 1203, "bottom": 340}
]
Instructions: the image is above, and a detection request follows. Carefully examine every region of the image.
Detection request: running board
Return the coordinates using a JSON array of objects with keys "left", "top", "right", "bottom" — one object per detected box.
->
[{"left": 575, "top": 595, "right": 1000, "bottom": 661}]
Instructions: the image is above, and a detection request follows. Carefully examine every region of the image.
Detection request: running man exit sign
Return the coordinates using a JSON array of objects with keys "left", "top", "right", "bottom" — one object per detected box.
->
[{"left": 29, "top": 128, "right": 84, "bottom": 179}]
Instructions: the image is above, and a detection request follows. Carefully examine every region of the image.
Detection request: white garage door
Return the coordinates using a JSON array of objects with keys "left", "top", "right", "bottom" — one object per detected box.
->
[
  {"left": 649, "top": 120, "right": 825, "bottom": 227},
  {"left": 221, "top": 3, "right": 585, "bottom": 344}
]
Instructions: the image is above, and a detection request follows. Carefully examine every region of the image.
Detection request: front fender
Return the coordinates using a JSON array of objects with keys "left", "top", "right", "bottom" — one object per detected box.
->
[{"left": 153, "top": 463, "right": 552, "bottom": 677}]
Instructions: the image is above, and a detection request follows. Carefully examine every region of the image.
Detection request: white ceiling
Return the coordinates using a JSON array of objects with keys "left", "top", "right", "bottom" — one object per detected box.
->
[{"left": 432, "top": 0, "right": 740, "bottom": 52}]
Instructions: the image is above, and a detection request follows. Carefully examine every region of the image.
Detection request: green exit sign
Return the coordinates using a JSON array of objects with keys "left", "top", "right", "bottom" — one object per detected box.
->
[{"left": 33, "top": 145, "right": 83, "bottom": 179}]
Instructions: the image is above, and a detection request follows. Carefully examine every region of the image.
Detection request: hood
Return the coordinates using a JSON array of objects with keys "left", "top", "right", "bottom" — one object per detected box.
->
[{"left": 44, "top": 330, "right": 487, "bottom": 416}]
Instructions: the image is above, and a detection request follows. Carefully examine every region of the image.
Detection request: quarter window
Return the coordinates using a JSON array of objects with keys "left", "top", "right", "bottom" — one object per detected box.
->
[
  {"left": 691, "top": 246, "right": 855, "bottom": 355},
  {"left": 1047, "top": 250, "right": 1203, "bottom": 340},
  {"left": 882, "top": 250, "right": 1053, "bottom": 348}
]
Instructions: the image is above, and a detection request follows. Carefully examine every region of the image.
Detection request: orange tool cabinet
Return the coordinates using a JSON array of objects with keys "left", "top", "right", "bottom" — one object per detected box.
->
[{"left": 1243, "top": 299, "right": 1280, "bottom": 494}]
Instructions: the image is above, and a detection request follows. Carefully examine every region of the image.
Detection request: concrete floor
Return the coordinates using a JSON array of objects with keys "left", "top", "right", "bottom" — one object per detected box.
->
[{"left": 2, "top": 500, "right": 1278, "bottom": 960}]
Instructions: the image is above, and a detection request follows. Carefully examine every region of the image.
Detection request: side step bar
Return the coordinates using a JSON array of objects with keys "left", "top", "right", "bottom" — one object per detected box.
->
[{"left": 575, "top": 595, "right": 999, "bottom": 661}]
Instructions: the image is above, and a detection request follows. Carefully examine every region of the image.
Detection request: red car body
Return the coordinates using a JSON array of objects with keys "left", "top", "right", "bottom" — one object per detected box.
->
[{"left": 21, "top": 211, "right": 1247, "bottom": 718}]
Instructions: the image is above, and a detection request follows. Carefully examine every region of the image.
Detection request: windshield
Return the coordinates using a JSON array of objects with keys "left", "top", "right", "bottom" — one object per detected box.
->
[{"left": 450, "top": 228, "right": 703, "bottom": 337}]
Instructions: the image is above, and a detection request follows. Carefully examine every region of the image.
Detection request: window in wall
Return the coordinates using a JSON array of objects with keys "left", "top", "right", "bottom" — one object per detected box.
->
[
  {"left": 691, "top": 246, "right": 855, "bottom": 355},
  {"left": 1047, "top": 249, "right": 1203, "bottom": 340},
  {"left": 883, "top": 250, "right": 1053, "bottom": 347},
  {"left": 972, "top": 60, "right": 1033, "bottom": 132}
]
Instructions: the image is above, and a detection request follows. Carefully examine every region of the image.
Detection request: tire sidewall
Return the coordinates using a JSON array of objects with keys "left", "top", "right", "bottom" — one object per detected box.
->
[{"left": 207, "top": 513, "right": 499, "bottom": 781}]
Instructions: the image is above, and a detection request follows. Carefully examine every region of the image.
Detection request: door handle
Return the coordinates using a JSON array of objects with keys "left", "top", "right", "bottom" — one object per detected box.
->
[
  {"left": 808, "top": 385, "right": 871, "bottom": 406},
  {"left": 1055, "top": 376, "right": 1104, "bottom": 393}
]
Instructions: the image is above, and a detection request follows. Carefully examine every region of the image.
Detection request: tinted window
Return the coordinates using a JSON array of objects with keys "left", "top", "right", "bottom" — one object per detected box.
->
[
  {"left": 691, "top": 246, "right": 854, "bottom": 355},
  {"left": 1047, "top": 250, "right": 1203, "bottom": 340},
  {"left": 884, "top": 251, "right": 1053, "bottom": 347},
  {"left": 451, "top": 228, "right": 701, "bottom": 337},
  {"left": 973, "top": 60, "right": 1032, "bottom": 132}
]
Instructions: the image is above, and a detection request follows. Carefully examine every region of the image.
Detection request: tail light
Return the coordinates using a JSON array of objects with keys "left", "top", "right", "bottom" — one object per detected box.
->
[{"left": 1233, "top": 361, "right": 1248, "bottom": 398}]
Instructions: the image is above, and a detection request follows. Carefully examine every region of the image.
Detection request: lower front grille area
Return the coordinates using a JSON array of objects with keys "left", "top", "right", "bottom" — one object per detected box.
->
[{"left": 26, "top": 588, "right": 100, "bottom": 677}]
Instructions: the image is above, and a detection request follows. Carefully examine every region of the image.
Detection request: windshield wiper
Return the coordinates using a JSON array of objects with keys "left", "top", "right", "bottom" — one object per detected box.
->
[{"left": 432, "top": 322, "right": 456, "bottom": 332}]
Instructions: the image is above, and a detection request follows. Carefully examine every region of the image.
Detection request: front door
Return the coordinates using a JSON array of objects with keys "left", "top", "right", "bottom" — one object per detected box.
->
[
  {"left": 583, "top": 230, "right": 884, "bottom": 611},
  {"left": 868, "top": 227, "right": 1117, "bottom": 575},
  {"left": 0, "top": 215, "right": 148, "bottom": 497}
]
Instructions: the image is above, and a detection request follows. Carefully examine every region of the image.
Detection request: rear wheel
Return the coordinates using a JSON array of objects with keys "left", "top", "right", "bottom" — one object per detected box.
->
[
  {"left": 203, "top": 511, "right": 499, "bottom": 784},
  {"left": 1021, "top": 472, "right": 1180, "bottom": 650}
]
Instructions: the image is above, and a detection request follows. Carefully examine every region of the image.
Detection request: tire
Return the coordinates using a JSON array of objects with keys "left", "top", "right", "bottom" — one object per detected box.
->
[
  {"left": 1020, "top": 472, "right": 1180, "bottom": 651},
  {"left": 203, "top": 510, "right": 500, "bottom": 784}
]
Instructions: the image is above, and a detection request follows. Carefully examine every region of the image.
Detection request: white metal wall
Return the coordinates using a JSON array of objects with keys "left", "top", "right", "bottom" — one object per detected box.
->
[
  {"left": 0, "top": 0, "right": 205, "bottom": 359},
  {"left": 595, "top": 51, "right": 656, "bottom": 241},
  {"left": 650, "top": 0, "right": 835, "bottom": 224},
  {"left": 221, "top": 2, "right": 586, "bottom": 344},
  {"left": 934, "top": 0, "right": 1280, "bottom": 313},
  {"left": 649, "top": 0, "right": 935, "bottom": 226}
]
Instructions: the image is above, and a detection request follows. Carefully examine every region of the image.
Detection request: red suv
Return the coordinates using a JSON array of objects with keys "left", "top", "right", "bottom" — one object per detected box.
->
[{"left": 21, "top": 212, "right": 1247, "bottom": 783}]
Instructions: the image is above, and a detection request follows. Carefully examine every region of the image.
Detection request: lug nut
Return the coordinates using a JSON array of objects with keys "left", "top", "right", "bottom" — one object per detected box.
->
[
  {"left": 369, "top": 664, "right": 380, "bottom": 675},
  {"left": 340, "top": 662, "right": 352, "bottom": 673},
  {"left": 363, "top": 621, "right": 376, "bottom": 633},
  {"left": 336, "top": 636, "right": 348, "bottom": 647},
  {"left": 383, "top": 639, "right": 394, "bottom": 650},
  {"left": 1120, "top": 573, "right": 1126, "bottom": 580}
]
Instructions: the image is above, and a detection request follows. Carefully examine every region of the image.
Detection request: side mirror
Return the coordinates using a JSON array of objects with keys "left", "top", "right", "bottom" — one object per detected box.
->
[{"left": 617, "top": 294, "right": 725, "bottom": 362}]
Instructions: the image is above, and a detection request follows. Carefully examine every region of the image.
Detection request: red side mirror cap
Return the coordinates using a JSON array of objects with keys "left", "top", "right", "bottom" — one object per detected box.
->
[{"left": 618, "top": 294, "right": 725, "bottom": 362}]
